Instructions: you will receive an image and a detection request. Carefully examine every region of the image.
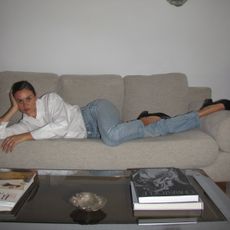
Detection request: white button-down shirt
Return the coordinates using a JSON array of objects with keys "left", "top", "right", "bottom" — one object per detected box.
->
[{"left": 0, "top": 93, "right": 87, "bottom": 140}]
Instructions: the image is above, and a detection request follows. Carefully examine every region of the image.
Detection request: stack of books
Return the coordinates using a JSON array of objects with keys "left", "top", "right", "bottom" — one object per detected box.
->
[
  {"left": 130, "top": 168, "right": 204, "bottom": 225},
  {"left": 0, "top": 170, "right": 37, "bottom": 215}
]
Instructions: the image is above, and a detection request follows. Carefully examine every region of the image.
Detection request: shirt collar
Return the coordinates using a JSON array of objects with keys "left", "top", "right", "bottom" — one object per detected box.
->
[{"left": 23, "top": 98, "right": 43, "bottom": 120}]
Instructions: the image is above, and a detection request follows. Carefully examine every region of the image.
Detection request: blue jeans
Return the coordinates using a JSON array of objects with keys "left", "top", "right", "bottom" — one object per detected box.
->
[{"left": 81, "top": 99, "right": 200, "bottom": 146}]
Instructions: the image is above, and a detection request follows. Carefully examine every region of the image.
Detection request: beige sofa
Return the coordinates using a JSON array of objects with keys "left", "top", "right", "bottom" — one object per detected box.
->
[{"left": 0, "top": 71, "right": 230, "bottom": 182}]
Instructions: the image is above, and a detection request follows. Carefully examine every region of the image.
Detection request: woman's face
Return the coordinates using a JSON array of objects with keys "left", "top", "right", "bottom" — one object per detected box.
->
[{"left": 14, "top": 89, "right": 37, "bottom": 117}]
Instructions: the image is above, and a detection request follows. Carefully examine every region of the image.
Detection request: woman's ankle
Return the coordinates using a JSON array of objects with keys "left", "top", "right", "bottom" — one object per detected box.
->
[{"left": 198, "top": 103, "right": 225, "bottom": 117}]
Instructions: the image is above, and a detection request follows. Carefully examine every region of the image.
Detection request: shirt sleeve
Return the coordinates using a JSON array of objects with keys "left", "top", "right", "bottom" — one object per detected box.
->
[
  {"left": 30, "top": 93, "right": 70, "bottom": 139},
  {"left": 0, "top": 121, "right": 31, "bottom": 139}
]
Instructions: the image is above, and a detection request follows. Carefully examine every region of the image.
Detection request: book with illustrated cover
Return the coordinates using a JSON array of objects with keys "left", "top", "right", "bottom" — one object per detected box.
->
[
  {"left": 130, "top": 180, "right": 203, "bottom": 218},
  {"left": 131, "top": 168, "right": 199, "bottom": 203},
  {"left": 0, "top": 170, "right": 37, "bottom": 212},
  {"left": 130, "top": 181, "right": 204, "bottom": 211}
]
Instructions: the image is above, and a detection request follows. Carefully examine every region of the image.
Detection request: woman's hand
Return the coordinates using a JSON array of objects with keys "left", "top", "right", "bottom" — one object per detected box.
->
[
  {"left": 1, "top": 133, "right": 33, "bottom": 153},
  {"left": 9, "top": 91, "right": 19, "bottom": 113}
]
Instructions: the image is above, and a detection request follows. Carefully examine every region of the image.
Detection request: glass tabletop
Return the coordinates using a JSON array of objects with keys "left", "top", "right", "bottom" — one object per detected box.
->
[{"left": 0, "top": 169, "right": 227, "bottom": 225}]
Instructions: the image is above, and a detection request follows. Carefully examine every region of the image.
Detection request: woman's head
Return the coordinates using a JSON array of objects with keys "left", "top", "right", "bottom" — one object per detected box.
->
[
  {"left": 11, "top": 81, "right": 36, "bottom": 97},
  {"left": 11, "top": 81, "right": 37, "bottom": 117}
]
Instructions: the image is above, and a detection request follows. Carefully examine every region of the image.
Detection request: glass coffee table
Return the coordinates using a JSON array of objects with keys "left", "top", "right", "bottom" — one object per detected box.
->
[{"left": 0, "top": 168, "right": 230, "bottom": 230}]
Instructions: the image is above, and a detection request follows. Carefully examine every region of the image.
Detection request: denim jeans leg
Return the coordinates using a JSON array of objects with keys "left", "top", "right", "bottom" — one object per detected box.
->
[
  {"left": 82, "top": 100, "right": 200, "bottom": 146},
  {"left": 144, "top": 112, "right": 200, "bottom": 137},
  {"left": 87, "top": 99, "right": 145, "bottom": 146}
]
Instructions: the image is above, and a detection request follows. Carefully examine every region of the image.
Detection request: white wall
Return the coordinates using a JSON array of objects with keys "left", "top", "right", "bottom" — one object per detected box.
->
[{"left": 0, "top": 0, "right": 230, "bottom": 99}]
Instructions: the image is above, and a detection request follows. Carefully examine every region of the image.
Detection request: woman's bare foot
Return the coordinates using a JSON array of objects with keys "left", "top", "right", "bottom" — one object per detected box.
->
[{"left": 140, "top": 116, "right": 161, "bottom": 126}]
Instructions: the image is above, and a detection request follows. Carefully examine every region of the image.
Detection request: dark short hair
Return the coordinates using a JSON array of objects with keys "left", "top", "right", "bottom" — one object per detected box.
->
[{"left": 11, "top": 81, "right": 36, "bottom": 96}]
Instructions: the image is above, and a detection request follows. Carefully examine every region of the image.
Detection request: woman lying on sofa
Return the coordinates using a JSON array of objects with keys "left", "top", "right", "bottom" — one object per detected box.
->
[{"left": 1, "top": 80, "right": 230, "bottom": 153}]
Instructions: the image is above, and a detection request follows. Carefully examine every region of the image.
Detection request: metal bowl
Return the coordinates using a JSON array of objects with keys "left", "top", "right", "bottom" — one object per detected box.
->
[{"left": 70, "top": 192, "right": 107, "bottom": 212}]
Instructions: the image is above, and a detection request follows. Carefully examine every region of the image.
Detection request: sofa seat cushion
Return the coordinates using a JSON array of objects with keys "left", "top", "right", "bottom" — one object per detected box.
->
[
  {"left": 123, "top": 73, "right": 189, "bottom": 121},
  {"left": 0, "top": 130, "right": 218, "bottom": 170},
  {"left": 125, "top": 130, "right": 218, "bottom": 169}
]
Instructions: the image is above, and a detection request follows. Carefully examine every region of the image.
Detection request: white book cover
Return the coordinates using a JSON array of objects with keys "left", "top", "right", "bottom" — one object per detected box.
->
[{"left": 0, "top": 171, "right": 36, "bottom": 212}]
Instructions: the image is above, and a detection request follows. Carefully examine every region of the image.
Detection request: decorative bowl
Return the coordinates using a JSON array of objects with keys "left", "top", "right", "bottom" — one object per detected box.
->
[{"left": 70, "top": 192, "right": 107, "bottom": 212}]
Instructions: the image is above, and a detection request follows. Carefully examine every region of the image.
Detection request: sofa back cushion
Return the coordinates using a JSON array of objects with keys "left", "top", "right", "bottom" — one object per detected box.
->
[
  {"left": 188, "top": 87, "right": 212, "bottom": 111},
  {"left": 58, "top": 75, "right": 124, "bottom": 113},
  {"left": 123, "top": 73, "right": 189, "bottom": 121},
  {"left": 0, "top": 71, "right": 59, "bottom": 124}
]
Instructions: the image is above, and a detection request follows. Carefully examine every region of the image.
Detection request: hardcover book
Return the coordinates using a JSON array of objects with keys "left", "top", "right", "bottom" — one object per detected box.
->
[
  {"left": 130, "top": 181, "right": 204, "bottom": 211},
  {"left": 130, "top": 180, "right": 203, "bottom": 218},
  {"left": 131, "top": 168, "right": 199, "bottom": 203},
  {"left": 138, "top": 217, "right": 198, "bottom": 226}
]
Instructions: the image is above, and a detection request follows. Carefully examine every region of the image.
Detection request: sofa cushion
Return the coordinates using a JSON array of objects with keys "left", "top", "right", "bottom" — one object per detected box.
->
[
  {"left": 0, "top": 130, "right": 218, "bottom": 170},
  {"left": 123, "top": 73, "right": 189, "bottom": 121},
  {"left": 188, "top": 87, "right": 212, "bottom": 111},
  {"left": 0, "top": 71, "right": 59, "bottom": 124},
  {"left": 58, "top": 75, "right": 124, "bottom": 113}
]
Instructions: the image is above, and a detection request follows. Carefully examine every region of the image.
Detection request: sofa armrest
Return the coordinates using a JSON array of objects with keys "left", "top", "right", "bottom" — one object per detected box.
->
[{"left": 200, "top": 111, "right": 230, "bottom": 153}]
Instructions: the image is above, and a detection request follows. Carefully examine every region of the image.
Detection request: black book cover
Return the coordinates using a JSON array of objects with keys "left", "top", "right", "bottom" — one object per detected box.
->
[{"left": 131, "top": 168, "right": 199, "bottom": 203}]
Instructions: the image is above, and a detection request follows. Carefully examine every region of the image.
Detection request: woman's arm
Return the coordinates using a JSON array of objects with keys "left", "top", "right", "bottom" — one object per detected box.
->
[
  {"left": 0, "top": 92, "right": 33, "bottom": 153},
  {"left": 1, "top": 132, "right": 33, "bottom": 153}
]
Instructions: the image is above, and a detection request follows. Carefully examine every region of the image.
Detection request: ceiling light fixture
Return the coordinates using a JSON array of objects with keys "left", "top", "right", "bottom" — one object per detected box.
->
[{"left": 167, "top": 0, "right": 188, "bottom": 7}]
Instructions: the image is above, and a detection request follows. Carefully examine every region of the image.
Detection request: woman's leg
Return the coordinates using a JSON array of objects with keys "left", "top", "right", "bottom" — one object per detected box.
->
[
  {"left": 89, "top": 99, "right": 197, "bottom": 146},
  {"left": 140, "top": 103, "right": 225, "bottom": 125},
  {"left": 89, "top": 100, "right": 225, "bottom": 146},
  {"left": 198, "top": 103, "right": 225, "bottom": 117},
  {"left": 144, "top": 112, "right": 200, "bottom": 137},
  {"left": 89, "top": 99, "right": 145, "bottom": 146},
  {"left": 143, "top": 103, "right": 225, "bottom": 137}
]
